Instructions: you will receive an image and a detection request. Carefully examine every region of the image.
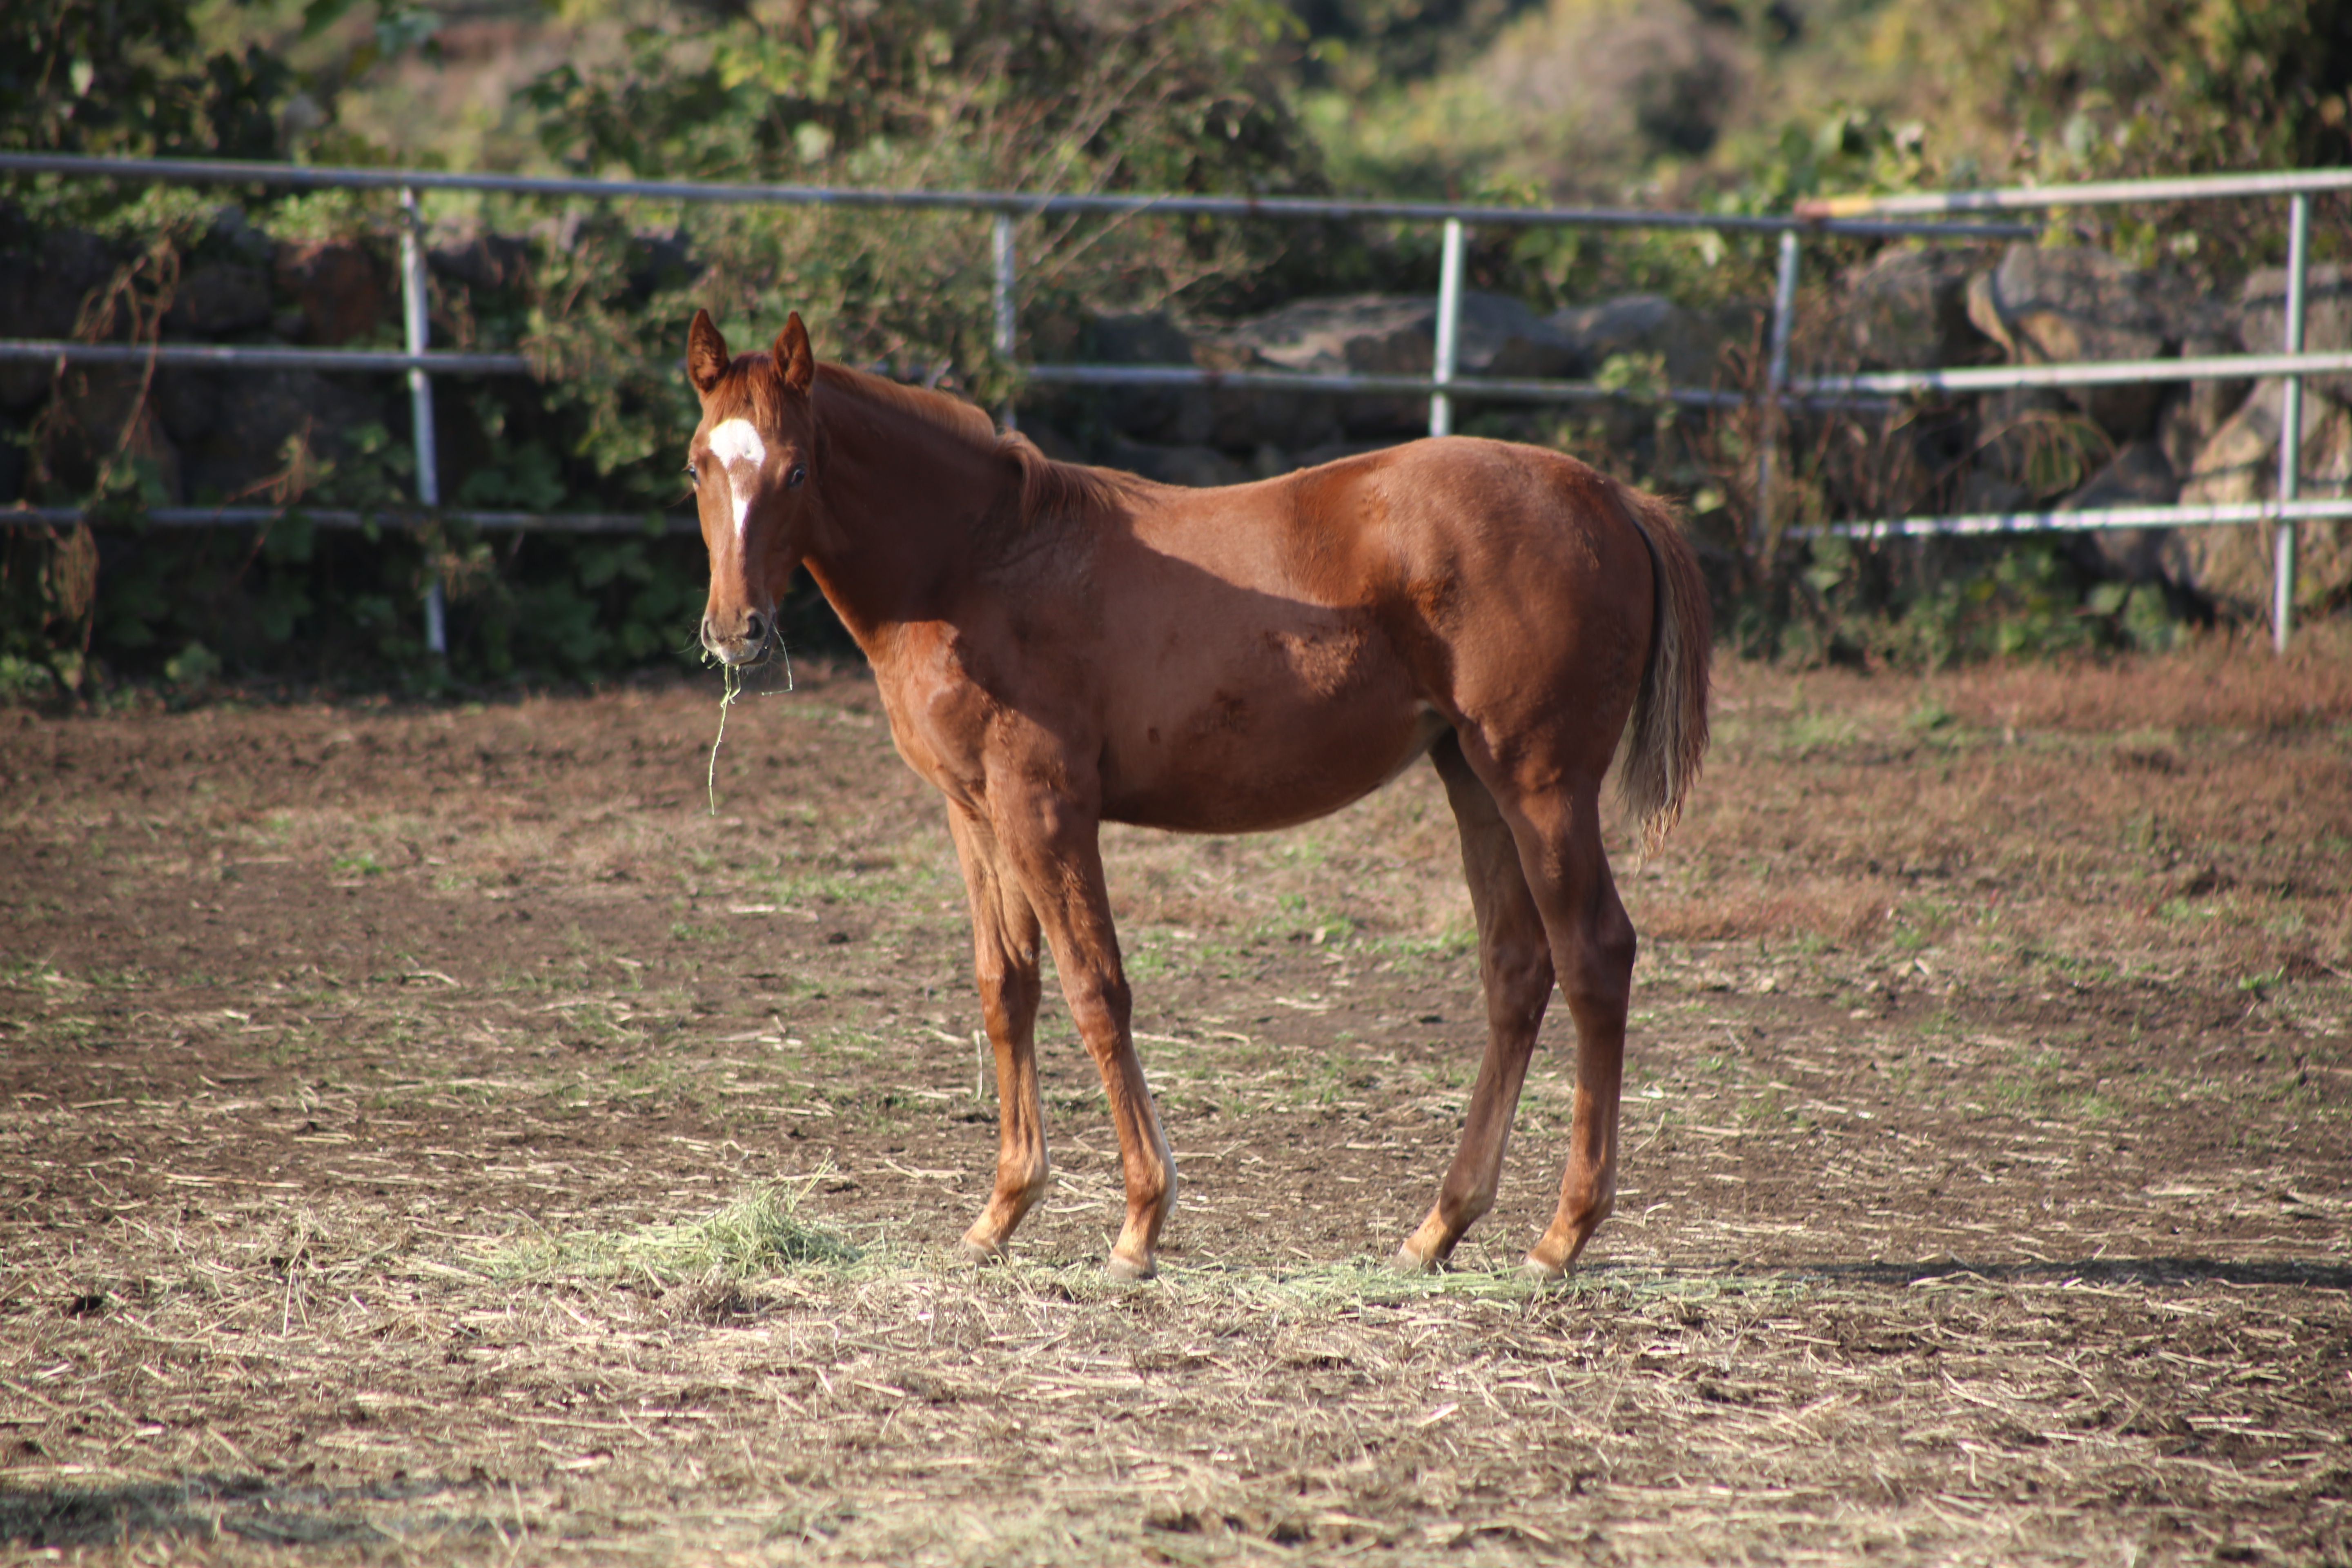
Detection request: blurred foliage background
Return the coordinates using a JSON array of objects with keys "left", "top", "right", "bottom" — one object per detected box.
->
[{"left": 2, "top": 0, "right": 2348, "bottom": 700}]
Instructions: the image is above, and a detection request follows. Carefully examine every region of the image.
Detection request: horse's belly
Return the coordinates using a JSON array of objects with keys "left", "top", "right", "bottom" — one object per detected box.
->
[{"left": 1101, "top": 698, "right": 1448, "bottom": 834}]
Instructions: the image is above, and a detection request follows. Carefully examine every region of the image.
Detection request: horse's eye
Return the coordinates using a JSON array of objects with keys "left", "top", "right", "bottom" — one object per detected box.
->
[
  {"left": 685, "top": 462, "right": 699, "bottom": 482},
  {"left": 787, "top": 465, "right": 807, "bottom": 489}
]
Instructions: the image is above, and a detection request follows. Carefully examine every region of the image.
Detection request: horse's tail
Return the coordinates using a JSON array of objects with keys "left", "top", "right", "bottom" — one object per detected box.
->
[{"left": 1610, "top": 481, "right": 1712, "bottom": 858}]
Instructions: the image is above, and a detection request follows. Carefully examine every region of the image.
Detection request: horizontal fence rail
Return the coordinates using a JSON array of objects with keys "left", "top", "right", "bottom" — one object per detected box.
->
[
  {"left": 8, "top": 506, "right": 689, "bottom": 534},
  {"left": 0, "top": 339, "right": 535, "bottom": 376},
  {"left": 1820, "top": 496, "right": 2352, "bottom": 539},
  {"left": 0, "top": 150, "right": 2036, "bottom": 238},
  {"left": 1, "top": 151, "right": 2341, "bottom": 648},
  {"left": 1796, "top": 167, "right": 2352, "bottom": 218},
  {"left": 1797, "top": 349, "right": 2352, "bottom": 399}
]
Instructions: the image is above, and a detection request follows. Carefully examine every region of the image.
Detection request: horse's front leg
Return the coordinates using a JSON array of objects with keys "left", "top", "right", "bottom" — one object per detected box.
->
[
  {"left": 945, "top": 806, "right": 1050, "bottom": 1262},
  {"left": 991, "top": 783, "right": 1175, "bottom": 1280}
]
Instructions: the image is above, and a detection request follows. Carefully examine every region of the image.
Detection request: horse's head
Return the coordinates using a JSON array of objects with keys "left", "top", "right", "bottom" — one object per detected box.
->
[{"left": 684, "top": 308, "right": 820, "bottom": 666}]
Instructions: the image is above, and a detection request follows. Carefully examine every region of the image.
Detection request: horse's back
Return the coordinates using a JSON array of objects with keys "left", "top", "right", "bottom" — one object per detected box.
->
[
  {"left": 1069, "top": 438, "right": 1660, "bottom": 828},
  {"left": 1129, "top": 437, "right": 1634, "bottom": 602}
]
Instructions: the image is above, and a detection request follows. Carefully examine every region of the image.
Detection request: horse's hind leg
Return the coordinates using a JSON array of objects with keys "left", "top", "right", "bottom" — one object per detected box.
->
[
  {"left": 1512, "top": 787, "right": 1637, "bottom": 1278},
  {"left": 946, "top": 807, "right": 1051, "bottom": 1262},
  {"left": 1395, "top": 733, "right": 1557, "bottom": 1272}
]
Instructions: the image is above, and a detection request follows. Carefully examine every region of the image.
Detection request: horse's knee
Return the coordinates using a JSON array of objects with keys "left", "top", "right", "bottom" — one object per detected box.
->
[{"left": 979, "top": 990, "right": 1036, "bottom": 1045}]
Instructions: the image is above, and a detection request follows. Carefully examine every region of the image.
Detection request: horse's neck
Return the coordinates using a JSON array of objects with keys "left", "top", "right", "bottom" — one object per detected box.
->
[{"left": 802, "top": 374, "right": 1006, "bottom": 650}]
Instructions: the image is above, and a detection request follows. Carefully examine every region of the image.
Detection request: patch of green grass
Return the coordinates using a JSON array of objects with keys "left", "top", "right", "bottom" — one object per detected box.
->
[
  {"left": 1905, "top": 692, "right": 1958, "bottom": 738},
  {"left": 1270, "top": 834, "right": 1334, "bottom": 871},
  {"left": 260, "top": 1032, "right": 316, "bottom": 1066},
  {"left": 1360, "top": 923, "right": 1477, "bottom": 966},
  {"left": 1122, "top": 928, "right": 1197, "bottom": 983},
  {"left": 804, "top": 1024, "right": 884, "bottom": 1060},
  {"left": 2121, "top": 813, "right": 2186, "bottom": 858},
  {"left": 486, "top": 1178, "right": 860, "bottom": 1281},
  {"left": 1891, "top": 896, "right": 1956, "bottom": 950},
  {"left": 751, "top": 973, "right": 825, "bottom": 1001},
  {"left": 1775, "top": 704, "right": 1863, "bottom": 756},
  {"left": 757, "top": 870, "right": 898, "bottom": 909}
]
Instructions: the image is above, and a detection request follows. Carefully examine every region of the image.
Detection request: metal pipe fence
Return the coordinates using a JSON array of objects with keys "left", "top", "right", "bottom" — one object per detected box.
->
[
  {"left": 0, "top": 149, "right": 2019, "bottom": 655},
  {"left": 2, "top": 151, "right": 2345, "bottom": 650}
]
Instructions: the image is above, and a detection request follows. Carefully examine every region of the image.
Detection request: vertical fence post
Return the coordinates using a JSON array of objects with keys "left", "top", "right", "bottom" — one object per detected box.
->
[
  {"left": 992, "top": 211, "right": 1018, "bottom": 433},
  {"left": 398, "top": 186, "right": 445, "bottom": 656},
  {"left": 1429, "top": 218, "right": 1464, "bottom": 438},
  {"left": 1755, "top": 228, "right": 1802, "bottom": 546},
  {"left": 2273, "top": 192, "right": 2310, "bottom": 654}
]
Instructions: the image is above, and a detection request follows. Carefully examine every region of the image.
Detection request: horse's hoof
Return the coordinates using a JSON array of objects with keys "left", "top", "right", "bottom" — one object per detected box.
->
[
  {"left": 957, "top": 1236, "right": 1007, "bottom": 1268},
  {"left": 1392, "top": 1243, "right": 1441, "bottom": 1275},
  {"left": 1520, "top": 1252, "right": 1570, "bottom": 1282},
  {"left": 1105, "top": 1251, "right": 1156, "bottom": 1282}
]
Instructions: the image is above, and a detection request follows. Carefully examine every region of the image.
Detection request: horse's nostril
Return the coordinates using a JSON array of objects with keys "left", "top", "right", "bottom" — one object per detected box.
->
[{"left": 744, "top": 611, "right": 768, "bottom": 646}]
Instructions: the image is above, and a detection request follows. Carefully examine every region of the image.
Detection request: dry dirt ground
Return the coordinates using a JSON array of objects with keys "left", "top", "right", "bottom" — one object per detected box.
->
[{"left": 2, "top": 634, "right": 2349, "bottom": 1565}]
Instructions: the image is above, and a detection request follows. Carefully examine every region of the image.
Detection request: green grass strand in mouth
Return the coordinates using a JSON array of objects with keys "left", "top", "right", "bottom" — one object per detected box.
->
[
  {"left": 707, "top": 646, "right": 795, "bottom": 815},
  {"left": 709, "top": 659, "right": 743, "bottom": 816}
]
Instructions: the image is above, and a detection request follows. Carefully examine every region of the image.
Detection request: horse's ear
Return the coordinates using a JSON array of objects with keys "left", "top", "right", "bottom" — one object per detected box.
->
[
  {"left": 686, "top": 309, "right": 730, "bottom": 399},
  {"left": 775, "top": 312, "right": 815, "bottom": 397}
]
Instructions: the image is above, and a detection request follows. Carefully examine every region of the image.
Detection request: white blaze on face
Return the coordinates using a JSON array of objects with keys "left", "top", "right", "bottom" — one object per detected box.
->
[{"left": 706, "top": 418, "right": 768, "bottom": 543}]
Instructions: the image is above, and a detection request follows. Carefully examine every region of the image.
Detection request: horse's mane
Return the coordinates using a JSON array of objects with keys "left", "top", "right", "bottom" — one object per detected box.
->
[{"left": 811, "top": 361, "right": 1138, "bottom": 534}]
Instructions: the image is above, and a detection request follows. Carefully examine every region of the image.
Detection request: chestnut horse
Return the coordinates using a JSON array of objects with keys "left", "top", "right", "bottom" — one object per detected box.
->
[{"left": 684, "top": 310, "right": 1708, "bottom": 1281}]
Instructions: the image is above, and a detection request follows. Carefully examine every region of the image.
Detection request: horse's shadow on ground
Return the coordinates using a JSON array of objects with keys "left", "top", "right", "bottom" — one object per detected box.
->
[
  {"left": 0, "top": 1472, "right": 496, "bottom": 1548},
  {"left": 1601, "top": 1256, "right": 2352, "bottom": 1291}
]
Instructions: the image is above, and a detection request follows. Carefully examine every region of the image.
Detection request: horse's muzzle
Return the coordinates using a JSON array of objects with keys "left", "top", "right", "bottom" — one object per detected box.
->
[{"left": 699, "top": 608, "right": 775, "bottom": 666}]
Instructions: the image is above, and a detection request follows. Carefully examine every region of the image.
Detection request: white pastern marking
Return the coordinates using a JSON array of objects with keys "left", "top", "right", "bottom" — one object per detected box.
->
[{"left": 707, "top": 418, "right": 768, "bottom": 542}]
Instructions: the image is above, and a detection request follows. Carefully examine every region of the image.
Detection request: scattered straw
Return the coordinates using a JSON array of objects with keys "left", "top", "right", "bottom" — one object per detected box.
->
[{"left": 486, "top": 1177, "right": 860, "bottom": 1283}]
